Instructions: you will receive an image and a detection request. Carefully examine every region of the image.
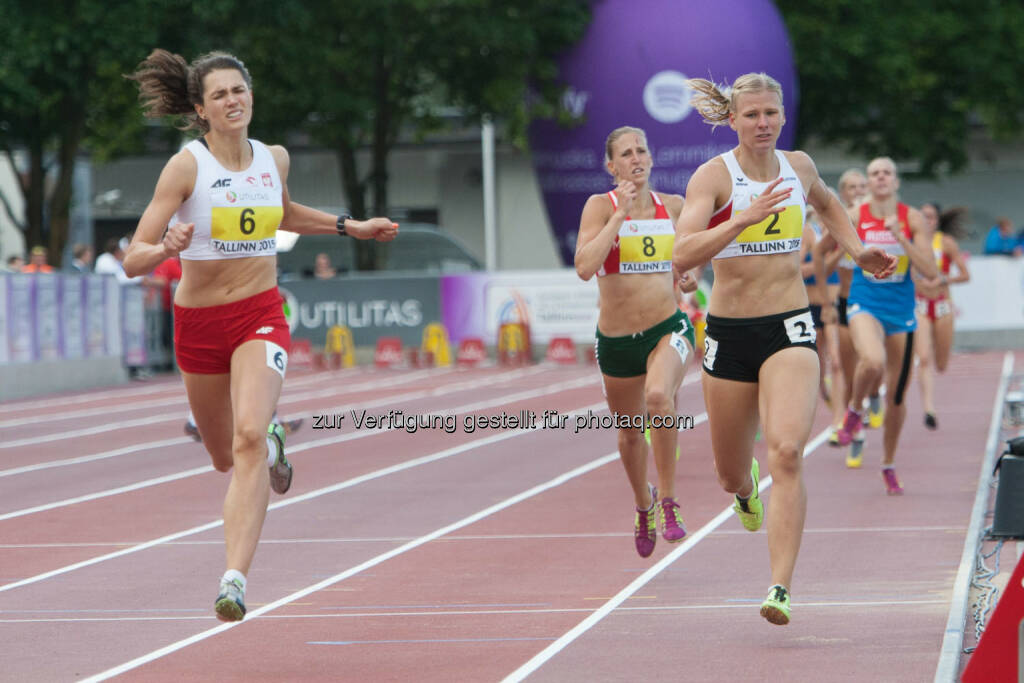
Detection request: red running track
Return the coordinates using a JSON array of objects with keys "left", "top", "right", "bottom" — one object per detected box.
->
[{"left": 0, "top": 350, "right": 1015, "bottom": 682}]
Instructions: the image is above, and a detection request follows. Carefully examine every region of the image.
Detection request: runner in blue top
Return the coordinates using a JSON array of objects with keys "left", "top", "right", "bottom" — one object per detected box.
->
[{"left": 834, "top": 157, "right": 938, "bottom": 492}]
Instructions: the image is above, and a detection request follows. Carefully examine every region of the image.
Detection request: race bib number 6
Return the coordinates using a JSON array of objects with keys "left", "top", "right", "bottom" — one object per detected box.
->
[{"left": 211, "top": 205, "right": 283, "bottom": 241}]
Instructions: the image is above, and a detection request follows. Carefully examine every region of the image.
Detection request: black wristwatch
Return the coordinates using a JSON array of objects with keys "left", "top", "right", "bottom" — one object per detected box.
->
[{"left": 336, "top": 214, "right": 353, "bottom": 237}]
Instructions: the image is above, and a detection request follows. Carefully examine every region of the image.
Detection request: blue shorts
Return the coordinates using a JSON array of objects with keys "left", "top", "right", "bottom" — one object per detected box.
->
[{"left": 846, "top": 300, "right": 917, "bottom": 336}]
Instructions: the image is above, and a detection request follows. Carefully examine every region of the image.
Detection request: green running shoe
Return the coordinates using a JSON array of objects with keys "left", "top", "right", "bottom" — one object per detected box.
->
[
  {"left": 732, "top": 458, "right": 763, "bottom": 532},
  {"left": 267, "top": 422, "right": 292, "bottom": 494},
  {"left": 760, "top": 584, "right": 791, "bottom": 625}
]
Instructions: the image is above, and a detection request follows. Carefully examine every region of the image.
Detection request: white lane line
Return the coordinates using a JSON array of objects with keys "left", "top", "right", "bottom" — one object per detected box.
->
[
  {"left": 75, "top": 405, "right": 708, "bottom": 679},
  {"left": 502, "top": 426, "right": 832, "bottom": 683},
  {"left": 3, "top": 598, "right": 949, "bottom": 626},
  {"left": 0, "top": 368, "right": 443, "bottom": 429},
  {"left": 0, "top": 524, "right": 964, "bottom": 549},
  {"left": 933, "top": 351, "right": 1014, "bottom": 683},
  {"left": 0, "top": 365, "right": 550, "bottom": 465},
  {"left": 0, "top": 367, "right": 367, "bottom": 415},
  {"left": 79, "top": 449, "right": 631, "bottom": 682},
  {"left": 0, "top": 373, "right": 606, "bottom": 521},
  {"left": 0, "top": 466, "right": 214, "bottom": 522},
  {"left": 0, "top": 390, "right": 646, "bottom": 592},
  {"left": 0, "top": 365, "right": 503, "bottom": 448}
]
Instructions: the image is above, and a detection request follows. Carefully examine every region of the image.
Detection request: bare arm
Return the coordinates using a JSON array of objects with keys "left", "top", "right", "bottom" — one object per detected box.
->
[
  {"left": 945, "top": 235, "right": 970, "bottom": 284},
  {"left": 271, "top": 145, "right": 398, "bottom": 241},
  {"left": 574, "top": 181, "right": 636, "bottom": 281},
  {"left": 809, "top": 229, "right": 839, "bottom": 324},
  {"left": 901, "top": 207, "right": 940, "bottom": 280},
  {"left": 124, "top": 151, "right": 196, "bottom": 278},
  {"left": 794, "top": 151, "right": 896, "bottom": 279}
]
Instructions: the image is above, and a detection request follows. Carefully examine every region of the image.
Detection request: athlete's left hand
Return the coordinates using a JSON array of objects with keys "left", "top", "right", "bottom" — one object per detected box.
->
[
  {"left": 349, "top": 217, "right": 399, "bottom": 242},
  {"left": 855, "top": 246, "right": 898, "bottom": 279},
  {"left": 677, "top": 270, "right": 698, "bottom": 294}
]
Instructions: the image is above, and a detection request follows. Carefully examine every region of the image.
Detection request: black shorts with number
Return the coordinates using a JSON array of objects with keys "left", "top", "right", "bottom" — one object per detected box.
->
[{"left": 702, "top": 308, "right": 818, "bottom": 383}]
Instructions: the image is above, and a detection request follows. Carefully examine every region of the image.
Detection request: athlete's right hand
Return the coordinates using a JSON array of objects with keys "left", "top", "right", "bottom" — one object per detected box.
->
[
  {"left": 163, "top": 222, "right": 194, "bottom": 256},
  {"left": 739, "top": 177, "right": 791, "bottom": 228},
  {"left": 612, "top": 179, "right": 638, "bottom": 216}
]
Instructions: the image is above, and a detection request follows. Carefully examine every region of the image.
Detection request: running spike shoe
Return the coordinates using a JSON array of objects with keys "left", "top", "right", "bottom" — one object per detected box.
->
[
  {"left": 267, "top": 422, "right": 292, "bottom": 495},
  {"left": 760, "top": 584, "right": 791, "bottom": 625},
  {"left": 214, "top": 577, "right": 246, "bottom": 622},
  {"left": 733, "top": 458, "right": 764, "bottom": 532},
  {"left": 634, "top": 484, "right": 658, "bottom": 558},
  {"left": 882, "top": 468, "right": 904, "bottom": 495},
  {"left": 659, "top": 497, "right": 687, "bottom": 543}
]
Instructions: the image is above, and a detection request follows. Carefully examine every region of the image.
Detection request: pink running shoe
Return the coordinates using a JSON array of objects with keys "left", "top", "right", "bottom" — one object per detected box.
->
[
  {"left": 835, "top": 408, "right": 863, "bottom": 447},
  {"left": 634, "top": 484, "right": 658, "bottom": 558},
  {"left": 882, "top": 468, "right": 904, "bottom": 495},
  {"left": 659, "top": 497, "right": 687, "bottom": 543}
]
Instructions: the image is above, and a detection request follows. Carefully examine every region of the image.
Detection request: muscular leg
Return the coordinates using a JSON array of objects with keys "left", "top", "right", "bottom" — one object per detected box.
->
[
  {"left": 702, "top": 374, "right": 760, "bottom": 499},
  {"left": 222, "top": 340, "right": 284, "bottom": 576},
  {"left": 824, "top": 323, "right": 847, "bottom": 429},
  {"left": 643, "top": 334, "right": 691, "bottom": 500},
  {"left": 881, "top": 332, "right": 913, "bottom": 467},
  {"left": 181, "top": 372, "right": 234, "bottom": 471},
  {"left": 758, "top": 347, "right": 818, "bottom": 590},
  {"left": 603, "top": 374, "right": 652, "bottom": 508},
  {"left": 848, "top": 314, "right": 886, "bottom": 411},
  {"left": 933, "top": 313, "right": 955, "bottom": 373},
  {"left": 838, "top": 324, "right": 857, "bottom": 415},
  {"left": 914, "top": 314, "right": 936, "bottom": 416}
]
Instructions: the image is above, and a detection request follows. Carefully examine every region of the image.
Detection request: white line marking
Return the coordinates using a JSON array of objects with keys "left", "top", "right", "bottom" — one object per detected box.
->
[
  {"left": 502, "top": 426, "right": 832, "bottom": 682},
  {"left": 2, "top": 599, "right": 949, "bottom": 625},
  {"left": 0, "top": 365, "right": 575, "bottom": 478},
  {"left": 0, "top": 394, "right": 637, "bottom": 592},
  {"left": 0, "top": 368, "right": 443, "bottom": 429},
  {"left": 0, "top": 374, "right": 605, "bottom": 521},
  {"left": 81, "top": 409, "right": 711, "bottom": 680},
  {"left": 0, "top": 466, "right": 214, "bottom": 522},
  {"left": 79, "top": 450, "right": 630, "bottom": 681},
  {"left": 0, "top": 525, "right": 963, "bottom": 550},
  {"left": 0, "top": 366, "right": 535, "bottom": 449},
  {"left": 933, "top": 351, "right": 1014, "bottom": 683}
]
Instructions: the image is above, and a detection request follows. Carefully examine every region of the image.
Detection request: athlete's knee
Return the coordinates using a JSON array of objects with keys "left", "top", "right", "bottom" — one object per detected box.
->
[
  {"left": 859, "top": 354, "right": 885, "bottom": 379},
  {"left": 618, "top": 428, "right": 645, "bottom": 452},
  {"left": 935, "top": 355, "right": 949, "bottom": 373},
  {"left": 643, "top": 385, "right": 674, "bottom": 416},
  {"left": 232, "top": 423, "right": 268, "bottom": 461},
  {"left": 717, "top": 467, "right": 748, "bottom": 494},
  {"left": 767, "top": 441, "right": 802, "bottom": 477},
  {"left": 210, "top": 453, "right": 233, "bottom": 473}
]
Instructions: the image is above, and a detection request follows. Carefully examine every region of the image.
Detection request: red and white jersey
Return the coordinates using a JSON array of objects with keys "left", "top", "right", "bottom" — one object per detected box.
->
[
  {"left": 706, "top": 150, "right": 806, "bottom": 259},
  {"left": 856, "top": 202, "right": 912, "bottom": 283},
  {"left": 597, "top": 191, "right": 674, "bottom": 277}
]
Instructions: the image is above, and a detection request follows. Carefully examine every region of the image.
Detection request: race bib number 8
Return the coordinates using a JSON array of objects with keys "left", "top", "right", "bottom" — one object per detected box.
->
[
  {"left": 211, "top": 205, "right": 283, "bottom": 242},
  {"left": 620, "top": 233, "right": 673, "bottom": 264}
]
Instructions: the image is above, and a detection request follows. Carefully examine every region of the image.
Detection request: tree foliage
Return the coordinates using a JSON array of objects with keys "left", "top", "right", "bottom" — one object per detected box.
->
[
  {"left": 776, "top": 0, "right": 1024, "bottom": 175},
  {"left": 224, "top": 0, "right": 591, "bottom": 268}
]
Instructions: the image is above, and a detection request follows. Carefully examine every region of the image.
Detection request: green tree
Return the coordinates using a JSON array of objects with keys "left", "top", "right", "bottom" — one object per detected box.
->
[
  {"left": 776, "top": 0, "right": 1024, "bottom": 175},
  {"left": 0, "top": 0, "right": 223, "bottom": 264},
  {"left": 230, "top": 0, "right": 590, "bottom": 269}
]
